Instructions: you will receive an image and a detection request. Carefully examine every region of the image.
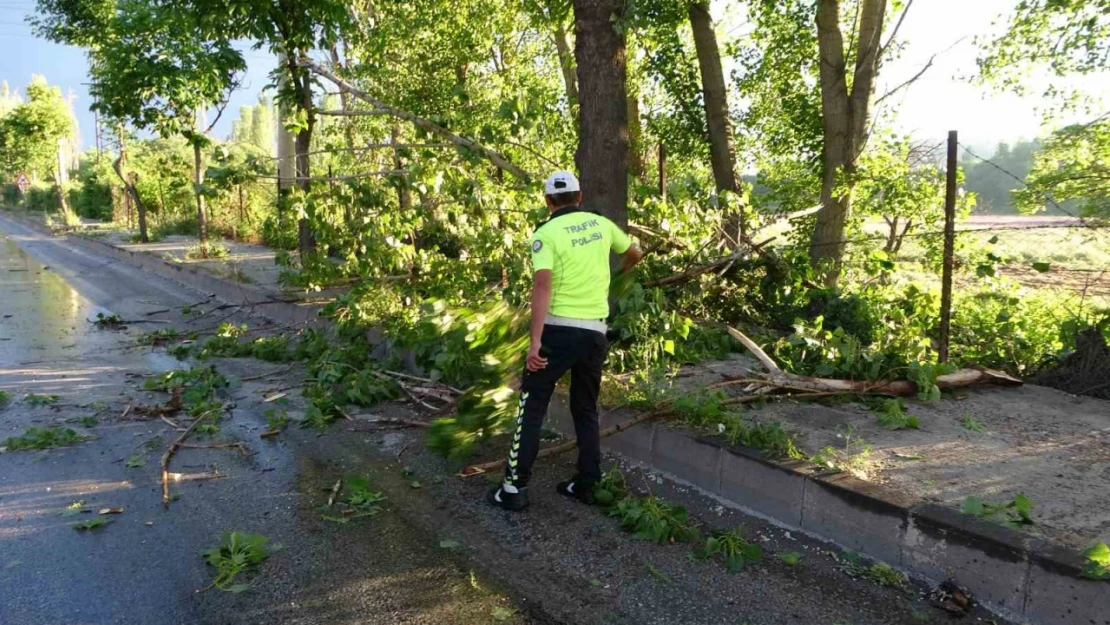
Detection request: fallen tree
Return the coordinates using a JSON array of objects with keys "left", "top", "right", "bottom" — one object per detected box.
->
[{"left": 458, "top": 326, "right": 1022, "bottom": 477}]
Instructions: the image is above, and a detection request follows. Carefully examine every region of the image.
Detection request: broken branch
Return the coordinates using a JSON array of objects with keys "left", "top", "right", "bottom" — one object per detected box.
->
[{"left": 161, "top": 411, "right": 216, "bottom": 505}]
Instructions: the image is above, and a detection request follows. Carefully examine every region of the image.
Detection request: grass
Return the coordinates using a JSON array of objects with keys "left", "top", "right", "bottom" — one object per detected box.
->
[
  {"left": 2, "top": 427, "right": 90, "bottom": 451},
  {"left": 185, "top": 241, "right": 230, "bottom": 261},
  {"left": 868, "top": 398, "right": 920, "bottom": 430},
  {"left": 24, "top": 393, "right": 59, "bottom": 407},
  {"left": 961, "top": 493, "right": 1035, "bottom": 528},
  {"left": 961, "top": 413, "right": 987, "bottom": 433},
  {"left": 690, "top": 526, "right": 763, "bottom": 573},
  {"left": 201, "top": 531, "right": 275, "bottom": 593}
]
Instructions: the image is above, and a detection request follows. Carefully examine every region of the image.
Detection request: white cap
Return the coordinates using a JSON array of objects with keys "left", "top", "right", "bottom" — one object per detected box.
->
[{"left": 544, "top": 170, "right": 580, "bottom": 195}]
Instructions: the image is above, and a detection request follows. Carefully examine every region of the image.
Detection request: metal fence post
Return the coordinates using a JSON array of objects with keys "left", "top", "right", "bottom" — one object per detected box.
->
[{"left": 939, "top": 130, "right": 958, "bottom": 363}]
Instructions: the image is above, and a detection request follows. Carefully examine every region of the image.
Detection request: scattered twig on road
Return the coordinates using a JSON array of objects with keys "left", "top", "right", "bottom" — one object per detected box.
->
[
  {"left": 161, "top": 416, "right": 181, "bottom": 430},
  {"left": 120, "top": 403, "right": 132, "bottom": 420},
  {"left": 240, "top": 364, "right": 295, "bottom": 383},
  {"left": 144, "top": 309, "right": 170, "bottom": 316},
  {"left": 161, "top": 411, "right": 215, "bottom": 505},
  {"left": 326, "top": 479, "right": 342, "bottom": 507},
  {"left": 178, "top": 442, "right": 252, "bottom": 456},
  {"left": 335, "top": 406, "right": 355, "bottom": 422}
]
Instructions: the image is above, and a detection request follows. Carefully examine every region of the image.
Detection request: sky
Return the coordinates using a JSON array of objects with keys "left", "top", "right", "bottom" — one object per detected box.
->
[{"left": 1, "top": 0, "right": 1108, "bottom": 156}]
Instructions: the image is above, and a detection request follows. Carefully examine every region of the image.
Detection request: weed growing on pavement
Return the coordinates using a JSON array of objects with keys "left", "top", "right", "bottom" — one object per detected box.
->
[
  {"left": 59, "top": 501, "right": 86, "bottom": 516},
  {"left": 343, "top": 476, "right": 386, "bottom": 511},
  {"left": 0, "top": 390, "right": 9, "bottom": 407},
  {"left": 137, "top": 328, "right": 184, "bottom": 346},
  {"left": 73, "top": 517, "right": 109, "bottom": 531},
  {"left": 867, "top": 398, "right": 920, "bottom": 430},
  {"left": 720, "top": 414, "right": 803, "bottom": 459},
  {"left": 690, "top": 526, "right": 763, "bottom": 573},
  {"left": 810, "top": 425, "right": 873, "bottom": 478},
  {"left": 2, "top": 427, "right": 90, "bottom": 450},
  {"left": 185, "top": 241, "right": 230, "bottom": 261},
  {"left": 125, "top": 454, "right": 146, "bottom": 468},
  {"left": 24, "top": 393, "right": 59, "bottom": 407},
  {"left": 1081, "top": 542, "right": 1110, "bottom": 580},
  {"left": 201, "top": 531, "right": 275, "bottom": 592},
  {"left": 592, "top": 468, "right": 629, "bottom": 506},
  {"left": 833, "top": 552, "right": 908, "bottom": 590},
  {"left": 960, "top": 413, "right": 987, "bottom": 433},
  {"left": 608, "top": 495, "right": 699, "bottom": 544},
  {"left": 75, "top": 416, "right": 99, "bottom": 427},
  {"left": 263, "top": 408, "right": 290, "bottom": 431},
  {"left": 778, "top": 551, "right": 802, "bottom": 566},
  {"left": 92, "top": 312, "right": 126, "bottom": 329},
  {"left": 961, "top": 494, "right": 1034, "bottom": 528}
]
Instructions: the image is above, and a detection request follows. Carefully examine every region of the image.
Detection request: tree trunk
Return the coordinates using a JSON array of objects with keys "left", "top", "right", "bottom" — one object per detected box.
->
[
  {"left": 290, "top": 55, "right": 317, "bottom": 256},
  {"left": 391, "top": 123, "right": 411, "bottom": 211},
  {"left": 627, "top": 89, "right": 645, "bottom": 180},
  {"left": 573, "top": 0, "right": 629, "bottom": 228},
  {"left": 553, "top": 20, "right": 578, "bottom": 111},
  {"left": 295, "top": 126, "right": 315, "bottom": 254},
  {"left": 688, "top": 2, "right": 741, "bottom": 208},
  {"left": 328, "top": 44, "right": 356, "bottom": 150},
  {"left": 192, "top": 140, "right": 208, "bottom": 242},
  {"left": 113, "top": 127, "right": 148, "bottom": 242},
  {"left": 810, "top": 0, "right": 887, "bottom": 287}
]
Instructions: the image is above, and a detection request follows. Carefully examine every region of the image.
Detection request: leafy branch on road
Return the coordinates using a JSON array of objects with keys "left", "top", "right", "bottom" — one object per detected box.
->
[
  {"left": 200, "top": 531, "right": 276, "bottom": 593},
  {"left": 2, "top": 427, "right": 91, "bottom": 451}
]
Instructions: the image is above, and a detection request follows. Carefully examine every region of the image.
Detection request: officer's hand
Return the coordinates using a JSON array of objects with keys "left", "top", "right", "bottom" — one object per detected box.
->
[{"left": 526, "top": 344, "right": 548, "bottom": 372}]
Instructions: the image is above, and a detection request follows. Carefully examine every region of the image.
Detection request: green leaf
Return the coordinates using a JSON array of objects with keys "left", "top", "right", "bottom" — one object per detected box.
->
[
  {"left": 226, "top": 583, "right": 251, "bottom": 594},
  {"left": 1032, "top": 262, "right": 1051, "bottom": 272},
  {"left": 1081, "top": 542, "right": 1110, "bottom": 580},
  {"left": 663, "top": 339, "right": 675, "bottom": 355},
  {"left": 778, "top": 551, "right": 802, "bottom": 566},
  {"left": 439, "top": 539, "right": 461, "bottom": 550},
  {"left": 961, "top": 496, "right": 986, "bottom": 516},
  {"left": 491, "top": 606, "right": 515, "bottom": 621},
  {"left": 1012, "top": 493, "right": 1034, "bottom": 523}
]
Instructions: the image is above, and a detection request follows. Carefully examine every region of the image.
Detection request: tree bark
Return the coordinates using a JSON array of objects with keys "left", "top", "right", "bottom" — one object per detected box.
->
[
  {"left": 391, "top": 123, "right": 412, "bottom": 211},
  {"left": 627, "top": 88, "right": 645, "bottom": 180},
  {"left": 553, "top": 20, "right": 578, "bottom": 110},
  {"left": 192, "top": 140, "right": 208, "bottom": 242},
  {"left": 688, "top": 2, "right": 741, "bottom": 214},
  {"left": 112, "top": 127, "right": 148, "bottom": 242},
  {"left": 328, "top": 44, "right": 356, "bottom": 150},
  {"left": 810, "top": 0, "right": 887, "bottom": 286},
  {"left": 573, "top": 0, "right": 629, "bottom": 227},
  {"left": 290, "top": 56, "right": 316, "bottom": 256}
]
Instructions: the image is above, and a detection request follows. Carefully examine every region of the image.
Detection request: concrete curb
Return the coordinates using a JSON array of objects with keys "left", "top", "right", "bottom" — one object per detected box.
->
[
  {"left": 548, "top": 400, "right": 1107, "bottom": 625},
  {"left": 0, "top": 211, "right": 321, "bottom": 327},
  {"left": 6, "top": 210, "right": 1103, "bottom": 625}
]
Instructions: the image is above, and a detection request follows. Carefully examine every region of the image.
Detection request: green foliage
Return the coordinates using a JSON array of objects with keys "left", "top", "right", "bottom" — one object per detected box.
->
[
  {"left": 961, "top": 493, "right": 1035, "bottom": 528},
  {"left": 690, "top": 526, "right": 763, "bottom": 573},
  {"left": 264, "top": 408, "right": 290, "bottom": 432},
  {"left": 608, "top": 496, "right": 699, "bottom": 545},
  {"left": 868, "top": 398, "right": 920, "bottom": 431},
  {"left": 778, "top": 551, "right": 802, "bottom": 567},
  {"left": 0, "top": 390, "right": 9, "bottom": 407},
  {"left": 126, "top": 454, "right": 146, "bottom": 468},
  {"left": 2, "top": 427, "right": 90, "bottom": 451},
  {"left": 1016, "top": 120, "right": 1110, "bottom": 221},
  {"left": 185, "top": 241, "right": 230, "bottom": 260},
  {"left": 24, "top": 393, "right": 60, "bottom": 407},
  {"left": 137, "top": 328, "right": 183, "bottom": 346},
  {"left": 834, "top": 552, "right": 908, "bottom": 590},
  {"left": 73, "top": 517, "right": 110, "bottom": 531},
  {"left": 0, "top": 76, "right": 76, "bottom": 181},
  {"left": 720, "top": 414, "right": 803, "bottom": 460},
  {"left": 201, "top": 531, "right": 274, "bottom": 593},
  {"left": 592, "top": 468, "right": 630, "bottom": 507},
  {"left": 343, "top": 475, "right": 386, "bottom": 512},
  {"left": 1081, "top": 542, "right": 1110, "bottom": 580},
  {"left": 960, "top": 413, "right": 986, "bottom": 433}
]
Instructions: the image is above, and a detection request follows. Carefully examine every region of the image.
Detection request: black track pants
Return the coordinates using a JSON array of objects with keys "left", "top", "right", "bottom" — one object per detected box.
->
[{"left": 503, "top": 324, "right": 608, "bottom": 489}]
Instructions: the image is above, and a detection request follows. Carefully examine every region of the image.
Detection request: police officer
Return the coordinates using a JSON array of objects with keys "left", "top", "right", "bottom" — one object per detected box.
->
[{"left": 489, "top": 170, "right": 643, "bottom": 511}]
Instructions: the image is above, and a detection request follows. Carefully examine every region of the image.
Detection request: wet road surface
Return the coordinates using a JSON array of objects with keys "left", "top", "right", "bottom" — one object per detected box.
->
[{"left": 0, "top": 215, "right": 530, "bottom": 625}]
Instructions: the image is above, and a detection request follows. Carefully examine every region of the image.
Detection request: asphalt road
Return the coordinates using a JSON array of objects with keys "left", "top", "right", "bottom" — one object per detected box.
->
[{"left": 0, "top": 214, "right": 1010, "bottom": 625}]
